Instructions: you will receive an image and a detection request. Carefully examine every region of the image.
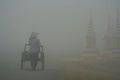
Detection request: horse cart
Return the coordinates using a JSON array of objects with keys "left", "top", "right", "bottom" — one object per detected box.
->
[{"left": 21, "top": 43, "right": 44, "bottom": 70}]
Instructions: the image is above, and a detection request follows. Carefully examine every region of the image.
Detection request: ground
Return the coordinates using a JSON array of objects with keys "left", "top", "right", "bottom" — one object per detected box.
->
[{"left": 0, "top": 54, "right": 120, "bottom": 80}]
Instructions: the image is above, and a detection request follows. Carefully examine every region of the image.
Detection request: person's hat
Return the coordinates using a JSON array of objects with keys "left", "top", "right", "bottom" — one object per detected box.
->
[{"left": 30, "top": 32, "right": 39, "bottom": 38}]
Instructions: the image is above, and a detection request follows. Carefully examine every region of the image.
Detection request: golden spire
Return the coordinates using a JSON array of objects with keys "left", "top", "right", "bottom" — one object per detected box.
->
[
  {"left": 103, "top": 13, "right": 112, "bottom": 50},
  {"left": 104, "top": 12, "right": 112, "bottom": 39},
  {"left": 88, "top": 9, "right": 94, "bottom": 35},
  {"left": 86, "top": 9, "right": 96, "bottom": 49},
  {"left": 116, "top": 8, "right": 120, "bottom": 30}
]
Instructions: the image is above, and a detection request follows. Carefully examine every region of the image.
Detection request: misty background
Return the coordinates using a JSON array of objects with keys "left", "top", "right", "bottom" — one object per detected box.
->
[{"left": 0, "top": 0, "right": 120, "bottom": 69}]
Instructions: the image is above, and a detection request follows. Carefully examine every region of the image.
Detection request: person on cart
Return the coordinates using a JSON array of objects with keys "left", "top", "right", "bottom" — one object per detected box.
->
[{"left": 29, "top": 32, "right": 41, "bottom": 71}]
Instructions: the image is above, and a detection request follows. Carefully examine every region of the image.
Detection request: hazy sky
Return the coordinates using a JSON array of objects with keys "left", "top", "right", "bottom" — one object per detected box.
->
[{"left": 0, "top": 0, "right": 120, "bottom": 62}]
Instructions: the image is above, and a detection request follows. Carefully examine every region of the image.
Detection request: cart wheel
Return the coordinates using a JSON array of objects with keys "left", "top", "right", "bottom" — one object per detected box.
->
[
  {"left": 21, "top": 52, "right": 24, "bottom": 69},
  {"left": 41, "top": 52, "right": 44, "bottom": 70}
]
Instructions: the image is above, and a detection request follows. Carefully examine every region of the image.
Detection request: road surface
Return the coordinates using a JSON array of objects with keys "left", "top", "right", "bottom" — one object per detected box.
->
[{"left": 0, "top": 56, "right": 120, "bottom": 80}]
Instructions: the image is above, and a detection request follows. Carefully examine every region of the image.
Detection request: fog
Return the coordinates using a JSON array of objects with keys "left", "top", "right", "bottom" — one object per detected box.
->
[{"left": 0, "top": 0, "right": 120, "bottom": 80}]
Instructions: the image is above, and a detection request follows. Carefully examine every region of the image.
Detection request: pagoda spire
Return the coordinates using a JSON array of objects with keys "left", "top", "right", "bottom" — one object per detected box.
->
[
  {"left": 112, "top": 9, "right": 120, "bottom": 53},
  {"left": 116, "top": 8, "right": 120, "bottom": 30},
  {"left": 87, "top": 9, "right": 94, "bottom": 36},
  {"left": 103, "top": 13, "right": 113, "bottom": 51},
  {"left": 84, "top": 9, "right": 97, "bottom": 53},
  {"left": 106, "top": 13, "right": 111, "bottom": 36}
]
